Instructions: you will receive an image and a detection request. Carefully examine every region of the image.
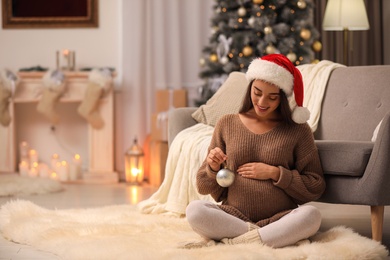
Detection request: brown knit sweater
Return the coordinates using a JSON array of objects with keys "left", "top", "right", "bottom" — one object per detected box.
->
[{"left": 196, "top": 114, "right": 326, "bottom": 227}]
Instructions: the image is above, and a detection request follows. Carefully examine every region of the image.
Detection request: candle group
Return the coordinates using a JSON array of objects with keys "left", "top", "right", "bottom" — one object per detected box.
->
[{"left": 18, "top": 141, "right": 83, "bottom": 182}]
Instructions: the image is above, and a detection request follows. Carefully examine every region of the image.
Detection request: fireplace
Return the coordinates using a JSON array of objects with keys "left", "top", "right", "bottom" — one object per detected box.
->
[{"left": 0, "top": 71, "right": 117, "bottom": 183}]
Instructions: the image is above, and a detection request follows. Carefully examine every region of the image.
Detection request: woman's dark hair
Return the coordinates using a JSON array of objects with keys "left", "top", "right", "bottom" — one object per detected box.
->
[{"left": 239, "top": 79, "right": 296, "bottom": 125}]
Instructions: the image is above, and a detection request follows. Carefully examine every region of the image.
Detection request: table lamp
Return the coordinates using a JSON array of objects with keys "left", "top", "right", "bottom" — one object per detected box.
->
[{"left": 322, "top": 0, "right": 370, "bottom": 65}]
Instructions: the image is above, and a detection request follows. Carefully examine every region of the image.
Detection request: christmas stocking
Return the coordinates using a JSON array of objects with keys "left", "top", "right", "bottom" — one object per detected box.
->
[
  {"left": 0, "top": 69, "right": 19, "bottom": 127},
  {"left": 77, "top": 68, "right": 112, "bottom": 129},
  {"left": 36, "top": 70, "right": 65, "bottom": 125}
]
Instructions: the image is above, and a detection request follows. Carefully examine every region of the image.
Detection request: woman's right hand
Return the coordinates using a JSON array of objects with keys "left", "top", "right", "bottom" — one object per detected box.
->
[{"left": 207, "top": 147, "right": 227, "bottom": 172}]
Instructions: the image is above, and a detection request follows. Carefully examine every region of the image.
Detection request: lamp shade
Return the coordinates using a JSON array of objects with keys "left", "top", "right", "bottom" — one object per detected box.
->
[{"left": 323, "top": 0, "right": 370, "bottom": 31}]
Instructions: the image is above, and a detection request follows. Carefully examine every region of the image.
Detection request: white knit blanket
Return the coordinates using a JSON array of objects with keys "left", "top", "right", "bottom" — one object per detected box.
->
[
  {"left": 138, "top": 123, "right": 214, "bottom": 217},
  {"left": 297, "top": 60, "right": 345, "bottom": 132},
  {"left": 139, "top": 61, "right": 344, "bottom": 216}
]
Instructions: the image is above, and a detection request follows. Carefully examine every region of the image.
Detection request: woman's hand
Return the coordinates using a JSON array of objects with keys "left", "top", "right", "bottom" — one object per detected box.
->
[
  {"left": 207, "top": 147, "right": 227, "bottom": 172},
  {"left": 237, "top": 162, "right": 280, "bottom": 181}
]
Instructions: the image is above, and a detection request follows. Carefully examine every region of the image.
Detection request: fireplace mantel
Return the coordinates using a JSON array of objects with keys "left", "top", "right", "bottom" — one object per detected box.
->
[{"left": 0, "top": 71, "right": 118, "bottom": 183}]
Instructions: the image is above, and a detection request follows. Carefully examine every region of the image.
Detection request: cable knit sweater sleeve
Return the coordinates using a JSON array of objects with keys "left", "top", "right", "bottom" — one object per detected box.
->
[
  {"left": 273, "top": 124, "right": 326, "bottom": 204},
  {"left": 196, "top": 118, "right": 229, "bottom": 202}
]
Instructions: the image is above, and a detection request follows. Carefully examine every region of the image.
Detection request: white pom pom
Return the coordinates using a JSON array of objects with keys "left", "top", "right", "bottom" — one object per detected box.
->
[
  {"left": 89, "top": 68, "right": 112, "bottom": 89},
  {"left": 0, "top": 69, "right": 20, "bottom": 92},
  {"left": 292, "top": 107, "right": 310, "bottom": 124},
  {"left": 43, "top": 70, "right": 66, "bottom": 93}
]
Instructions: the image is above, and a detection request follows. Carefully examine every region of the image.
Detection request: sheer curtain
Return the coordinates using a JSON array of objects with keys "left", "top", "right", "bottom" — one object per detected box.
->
[
  {"left": 116, "top": 0, "right": 212, "bottom": 169},
  {"left": 314, "top": 0, "right": 385, "bottom": 66}
]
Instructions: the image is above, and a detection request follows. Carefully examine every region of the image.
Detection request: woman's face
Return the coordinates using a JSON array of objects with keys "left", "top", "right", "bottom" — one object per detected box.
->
[{"left": 251, "top": 79, "right": 281, "bottom": 119}]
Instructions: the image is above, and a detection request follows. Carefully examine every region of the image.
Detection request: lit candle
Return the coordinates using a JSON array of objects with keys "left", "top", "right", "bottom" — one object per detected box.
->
[
  {"left": 57, "top": 160, "right": 69, "bottom": 182},
  {"left": 29, "top": 162, "right": 39, "bottom": 178},
  {"left": 29, "top": 149, "right": 39, "bottom": 166},
  {"left": 63, "top": 49, "right": 71, "bottom": 70},
  {"left": 63, "top": 49, "right": 69, "bottom": 57},
  {"left": 19, "top": 160, "right": 29, "bottom": 177},
  {"left": 19, "top": 141, "right": 29, "bottom": 161},
  {"left": 51, "top": 153, "right": 60, "bottom": 171},
  {"left": 50, "top": 171, "right": 58, "bottom": 180},
  {"left": 69, "top": 154, "right": 82, "bottom": 181}
]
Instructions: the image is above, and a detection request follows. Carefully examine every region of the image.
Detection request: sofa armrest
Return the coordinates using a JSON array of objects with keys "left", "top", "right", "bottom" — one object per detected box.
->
[
  {"left": 318, "top": 111, "right": 390, "bottom": 205},
  {"left": 168, "top": 107, "right": 198, "bottom": 147},
  {"left": 315, "top": 140, "right": 373, "bottom": 177},
  {"left": 360, "top": 111, "right": 390, "bottom": 204}
]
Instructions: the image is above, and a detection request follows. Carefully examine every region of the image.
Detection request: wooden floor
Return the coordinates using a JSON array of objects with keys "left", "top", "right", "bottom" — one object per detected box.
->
[{"left": 0, "top": 182, "right": 389, "bottom": 259}]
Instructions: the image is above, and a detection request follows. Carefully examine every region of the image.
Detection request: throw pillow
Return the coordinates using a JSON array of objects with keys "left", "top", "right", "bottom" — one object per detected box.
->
[{"left": 191, "top": 72, "right": 248, "bottom": 126}]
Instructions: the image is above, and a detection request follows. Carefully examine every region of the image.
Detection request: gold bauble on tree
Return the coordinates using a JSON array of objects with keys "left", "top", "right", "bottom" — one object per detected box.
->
[
  {"left": 297, "top": 0, "right": 307, "bottom": 9},
  {"left": 242, "top": 46, "right": 253, "bottom": 57},
  {"left": 209, "top": 53, "right": 218, "bottom": 62},
  {"left": 312, "top": 41, "right": 322, "bottom": 52},
  {"left": 253, "top": 0, "right": 264, "bottom": 4},
  {"left": 264, "top": 26, "right": 273, "bottom": 34},
  {"left": 286, "top": 52, "right": 297, "bottom": 63},
  {"left": 300, "top": 29, "right": 311, "bottom": 41},
  {"left": 265, "top": 44, "right": 276, "bottom": 54}
]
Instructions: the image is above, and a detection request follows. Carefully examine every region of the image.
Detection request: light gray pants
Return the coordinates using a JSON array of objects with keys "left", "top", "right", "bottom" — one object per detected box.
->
[{"left": 186, "top": 200, "right": 321, "bottom": 248}]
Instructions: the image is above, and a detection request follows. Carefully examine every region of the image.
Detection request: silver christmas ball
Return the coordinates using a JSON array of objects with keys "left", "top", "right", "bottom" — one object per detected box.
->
[{"left": 216, "top": 168, "right": 235, "bottom": 187}]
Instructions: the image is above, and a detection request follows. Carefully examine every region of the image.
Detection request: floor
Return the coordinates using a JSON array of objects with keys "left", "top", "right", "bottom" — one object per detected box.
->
[{"left": 0, "top": 182, "right": 389, "bottom": 259}]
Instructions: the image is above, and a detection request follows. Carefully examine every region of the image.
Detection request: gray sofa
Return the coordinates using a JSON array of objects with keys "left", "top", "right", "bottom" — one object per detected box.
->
[{"left": 168, "top": 65, "right": 390, "bottom": 242}]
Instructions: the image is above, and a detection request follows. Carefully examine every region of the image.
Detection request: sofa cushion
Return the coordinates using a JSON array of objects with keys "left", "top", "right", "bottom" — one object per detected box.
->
[
  {"left": 192, "top": 72, "right": 248, "bottom": 126},
  {"left": 315, "top": 140, "right": 373, "bottom": 177}
]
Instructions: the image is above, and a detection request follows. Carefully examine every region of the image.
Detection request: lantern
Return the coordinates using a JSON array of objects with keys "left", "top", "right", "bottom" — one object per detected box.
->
[{"left": 124, "top": 138, "right": 144, "bottom": 185}]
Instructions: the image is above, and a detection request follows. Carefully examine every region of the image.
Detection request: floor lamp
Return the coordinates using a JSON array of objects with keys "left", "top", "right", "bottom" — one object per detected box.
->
[{"left": 322, "top": 0, "right": 370, "bottom": 66}]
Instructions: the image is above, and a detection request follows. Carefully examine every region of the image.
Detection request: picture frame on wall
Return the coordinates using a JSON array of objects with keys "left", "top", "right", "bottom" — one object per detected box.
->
[{"left": 2, "top": 0, "right": 98, "bottom": 29}]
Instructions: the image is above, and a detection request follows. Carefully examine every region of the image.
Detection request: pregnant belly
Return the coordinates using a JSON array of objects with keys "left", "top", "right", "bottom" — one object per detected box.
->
[{"left": 225, "top": 176, "right": 296, "bottom": 221}]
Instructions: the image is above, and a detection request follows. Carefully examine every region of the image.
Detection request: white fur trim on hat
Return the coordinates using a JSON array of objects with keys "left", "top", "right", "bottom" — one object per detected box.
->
[{"left": 246, "top": 59, "right": 294, "bottom": 96}]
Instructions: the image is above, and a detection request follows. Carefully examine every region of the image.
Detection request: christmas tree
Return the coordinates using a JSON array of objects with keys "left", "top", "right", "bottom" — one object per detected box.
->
[{"left": 197, "top": 0, "right": 322, "bottom": 105}]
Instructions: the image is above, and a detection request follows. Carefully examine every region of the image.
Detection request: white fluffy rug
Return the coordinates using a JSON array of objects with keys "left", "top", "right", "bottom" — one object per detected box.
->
[
  {"left": 0, "top": 200, "right": 388, "bottom": 260},
  {"left": 0, "top": 174, "right": 63, "bottom": 196}
]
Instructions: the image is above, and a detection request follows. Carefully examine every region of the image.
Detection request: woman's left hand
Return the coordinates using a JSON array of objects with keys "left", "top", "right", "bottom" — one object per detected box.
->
[{"left": 237, "top": 162, "right": 280, "bottom": 181}]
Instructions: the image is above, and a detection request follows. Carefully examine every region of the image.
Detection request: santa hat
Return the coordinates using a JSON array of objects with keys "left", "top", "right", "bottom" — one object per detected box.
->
[{"left": 246, "top": 54, "right": 310, "bottom": 124}]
